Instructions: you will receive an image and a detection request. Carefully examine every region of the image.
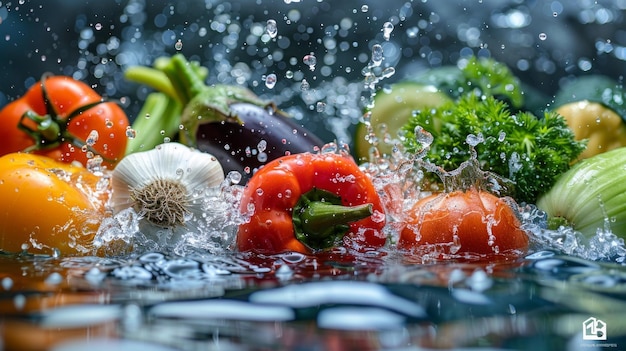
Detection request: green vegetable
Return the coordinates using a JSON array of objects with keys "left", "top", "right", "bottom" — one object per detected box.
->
[
  {"left": 125, "top": 92, "right": 181, "bottom": 154},
  {"left": 537, "top": 146, "right": 626, "bottom": 239},
  {"left": 402, "top": 94, "right": 586, "bottom": 204},
  {"left": 410, "top": 56, "right": 525, "bottom": 109},
  {"left": 123, "top": 56, "right": 209, "bottom": 154},
  {"left": 354, "top": 83, "right": 451, "bottom": 162},
  {"left": 354, "top": 56, "right": 530, "bottom": 162}
]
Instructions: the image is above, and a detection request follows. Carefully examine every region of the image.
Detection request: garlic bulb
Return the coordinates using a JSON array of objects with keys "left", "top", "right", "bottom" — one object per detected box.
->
[{"left": 110, "top": 142, "right": 224, "bottom": 244}]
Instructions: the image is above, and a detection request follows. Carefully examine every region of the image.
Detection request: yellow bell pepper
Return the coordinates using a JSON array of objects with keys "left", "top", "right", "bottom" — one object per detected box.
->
[{"left": 556, "top": 100, "right": 626, "bottom": 160}]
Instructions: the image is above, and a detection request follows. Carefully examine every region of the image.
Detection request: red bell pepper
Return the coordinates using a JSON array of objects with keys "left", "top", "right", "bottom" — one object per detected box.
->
[{"left": 236, "top": 152, "right": 387, "bottom": 254}]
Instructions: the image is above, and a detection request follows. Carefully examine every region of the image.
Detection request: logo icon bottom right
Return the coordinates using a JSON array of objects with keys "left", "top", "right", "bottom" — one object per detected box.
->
[{"left": 583, "top": 317, "right": 607, "bottom": 341}]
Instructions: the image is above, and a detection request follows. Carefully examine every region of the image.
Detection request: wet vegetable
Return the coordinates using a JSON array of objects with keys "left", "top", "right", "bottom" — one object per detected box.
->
[
  {"left": 354, "top": 83, "right": 451, "bottom": 162},
  {"left": 124, "top": 54, "right": 324, "bottom": 179},
  {"left": 553, "top": 76, "right": 626, "bottom": 160},
  {"left": 537, "top": 146, "right": 626, "bottom": 239},
  {"left": 236, "top": 151, "right": 387, "bottom": 254},
  {"left": 402, "top": 94, "right": 585, "bottom": 204},
  {"left": 409, "top": 56, "right": 525, "bottom": 109},
  {"left": 0, "top": 153, "right": 108, "bottom": 256},
  {"left": 0, "top": 75, "right": 130, "bottom": 168},
  {"left": 354, "top": 56, "right": 530, "bottom": 163},
  {"left": 398, "top": 189, "right": 528, "bottom": 258},
  {"left": 110, "top": 142, "right": 224, "bottom": 246},
  {"left": 556, "top": 101, "right": 626, "bottom": 160}
]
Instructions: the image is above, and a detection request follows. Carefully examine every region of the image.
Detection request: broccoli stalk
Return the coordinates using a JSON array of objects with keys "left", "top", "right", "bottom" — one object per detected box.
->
[{"left": 402, "top": 94, "right": 586, "bottom": 204}]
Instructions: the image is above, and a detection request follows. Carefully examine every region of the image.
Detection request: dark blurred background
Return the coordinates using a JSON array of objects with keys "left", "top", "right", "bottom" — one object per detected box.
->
[{"left": 1, "top": 0, "right": 625, "bottom": 143}]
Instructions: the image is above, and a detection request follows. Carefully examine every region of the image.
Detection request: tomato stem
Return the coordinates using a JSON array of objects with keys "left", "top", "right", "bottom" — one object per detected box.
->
[
  {"left": 16, "top": 74, "right": 116, "bottom": 163},
  {"left": 292, "top": 188, "right": 373, "bottom": 251}
]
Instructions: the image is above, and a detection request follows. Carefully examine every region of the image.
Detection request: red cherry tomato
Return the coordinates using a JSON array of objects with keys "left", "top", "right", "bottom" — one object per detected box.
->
[
  {"left": 0, "top": 75, "right": 129, "bottom": 168},
  {"left": 398, "top": 189, "right": 528, "bottom": 259}
]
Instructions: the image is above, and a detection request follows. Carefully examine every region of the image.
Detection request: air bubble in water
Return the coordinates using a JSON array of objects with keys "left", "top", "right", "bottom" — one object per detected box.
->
[
  {"left": 303, "top": 54, "right": 317, "bottom": 71},
  {"left": 538, "top": 33, "right": 547, "bottom": 40},
  {"left": 382, "top": 22, "right": 394, "bottom": 41},
  {"left": 371, "top": 44, "right": 384, "bottom": 66},
  {"left": 361, "top": 5, "right": 369, "bottom": 12},
  {"left": 265, "top": 73, "right": 277, "bottom": 89},
  {"left": 266, "top": 19, "right": 278, "bottom": 38}
]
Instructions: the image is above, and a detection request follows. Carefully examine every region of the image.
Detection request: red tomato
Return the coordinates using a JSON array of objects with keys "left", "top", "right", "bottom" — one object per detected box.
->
[
  {"left": 0, "top": 75, "right": 129, "bottom": 168},
  {"left": 398, "top": 189, "right": 528, "bottom": 258}
]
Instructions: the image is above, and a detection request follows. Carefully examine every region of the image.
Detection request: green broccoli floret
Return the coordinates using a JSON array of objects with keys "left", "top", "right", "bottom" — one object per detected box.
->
[{"left": 402, "top": 94, "right": 585, "bottom": 204}]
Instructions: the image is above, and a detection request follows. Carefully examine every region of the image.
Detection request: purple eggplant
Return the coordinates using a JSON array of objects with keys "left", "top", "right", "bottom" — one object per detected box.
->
[
  {"left": 139, "top": 54, "right": 325, "bottom": 181},
  {"left": 191, "top": 101, "right": 324, "bottom": 179}
]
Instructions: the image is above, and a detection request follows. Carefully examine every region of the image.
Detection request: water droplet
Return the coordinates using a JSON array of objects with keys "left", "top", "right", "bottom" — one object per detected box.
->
[
  {"left": 382, "top": 22, "right": 394, "bottom": 41},
  {"left": 371, "top": 44, "right": 384, "bottom": 66},
  {"left": 466, "top": 133, "right": 484, "bottom": 147},
  {"left": 266, "top": 19, "right": 278, "bottom": 38},
  {"left": 86, "top": 130, "right": 99, "bottom": 146},
  {"left": 265, "top": 73, "right": 277, "bottom": 89},
  {"left": 257, "top": 152, "right": 268, "bottom": 163},
  {"left": 300, "top": 79, "right": 310, "bottom": 91},
  {"left": 381, "top": 67, "right": 395, "bottom": 78},
  {"left": 316, "top": 101, "right": 326, "bottom": 112},
  {"left": 303, "top": 54, "right": 317, "bottom": 71},
  {"left": 2, "top": 277, "right": 13, "bottom": 290},
  {"left": 498, "top": 131, "right": 506, "bottom": 142},
  {"left": 45, "top": 272, "right": 63, "bottom": 285},
  {"left": 413, "top": 125, "right": 434, "bottom": 150},
  {"left": 257, "top": 139, "right": 267, "bottom": 153},
  {"left": 126, "top": 127, "right": 137, "bottom": 139},
  {"left": 174, "top": 39, "right": 183, "bottom": 50}
]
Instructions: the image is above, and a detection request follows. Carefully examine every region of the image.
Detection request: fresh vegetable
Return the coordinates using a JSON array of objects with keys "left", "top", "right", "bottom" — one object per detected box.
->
[
  {"left": 410, "top": 56, "right": 525, "bottom": 109},
  {"left": 354, "top": 83, "right": 451, "bottom": 162},
  {"left": 402, "top": 94, "right": 586, "bottom": 204},
  {"left": 124, "top": 54, "right": 324, "bottom": 179},
  {"left": 237, "top": 151, "right": 387, "bottom": 254},
  {"left": 398, "top": 189, "right": 528, "bottom": 258},
  {"left": 554, "top": 75, "right": 626, "bottom": 120},
  {"left": 110, "top": 142, "right": 224, "bottom": 246},
  {"left": 125, "top": 92, "right": 182, "bottom": 154},
  {"left": 0, "top": 75, "right": 130, "bottom": 168},
  {"left": 553, "top": 75, "right": 626, "bottom": 160},
  {"left": 556, "top": 101, "right": 626, "bottom": 160},
  {"left": 0, "top": 153, "right": 108, "bottom": 255},
  {"left": 537, "top": 146, "right": 626, "bottom": 239},
  {"left": 354, "top": 56, "right": 528, "bottom": 162}
]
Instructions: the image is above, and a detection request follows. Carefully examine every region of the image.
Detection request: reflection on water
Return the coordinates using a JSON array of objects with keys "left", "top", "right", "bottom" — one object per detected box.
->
[{"left": 1, "top": 250, "right": 625, "bottom": 350}]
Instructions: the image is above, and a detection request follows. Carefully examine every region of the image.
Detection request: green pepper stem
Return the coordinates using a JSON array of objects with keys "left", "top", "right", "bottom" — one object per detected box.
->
[{"left": 292, "top": 188, "right": 373, "bottom": 251}]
